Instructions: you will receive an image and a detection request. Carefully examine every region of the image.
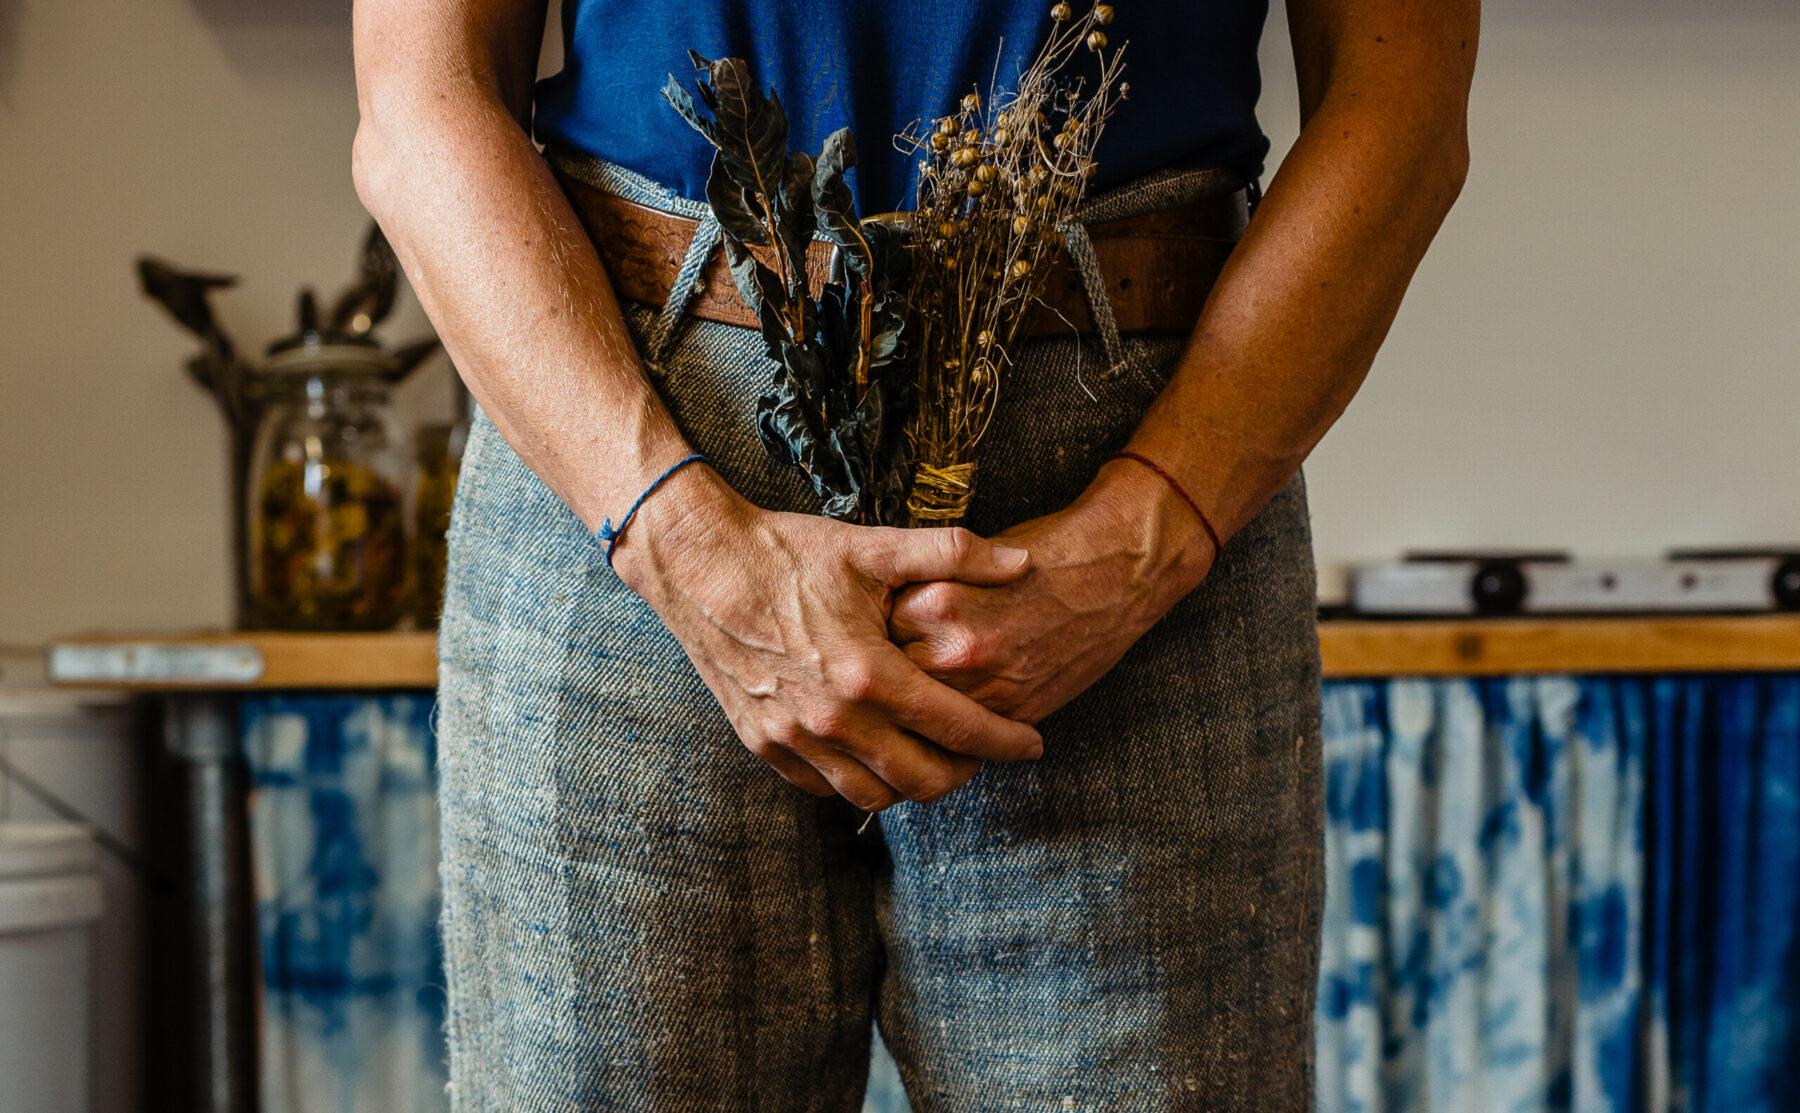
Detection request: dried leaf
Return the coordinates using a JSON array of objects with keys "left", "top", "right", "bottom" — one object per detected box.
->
[
  {"left": 705, "top": 153, "right": 767, "bottom": 244},
  {"left": 812, "top": 128, "right": 868, "bottom": 278},
  {"left": 776, "top": 152, "right": 818, "bottom": 301},
  {"left": 694, "top": 55, "right": 789, "bottom": 202},
  {"left": 660, "top": 73, "right": 715, "bottom": 144},
  {"left": 722, "top": 239, "right": 784, "bottom": 329}
]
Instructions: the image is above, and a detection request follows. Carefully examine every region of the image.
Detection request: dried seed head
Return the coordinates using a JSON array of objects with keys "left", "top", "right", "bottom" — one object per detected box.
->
[
  {"left": 930, "top": 132, "right": 951, "bottom": 151},
  {"left": 1029, "top": 165, "right": 1049, "bottom": 184},
  {"left": 977, "top": 330, "right": 995, "bottom": 348},
  {"left": 969, "top": 358, "right": 995, "bottom": 390},
  {"left": 975, "top": 164, "right": 998, "bottom": 183},
  {"left": 1093, "top": 3, "right": 1115, "bottom": 24},
  {"left": 953, "top": 146, "right": 979, "bottom": 167},
  {"left": 1011, "top": 259, "right": 1033, "bottom": 279},
  {"left": 938, "top": 220, "right": 959, "bottom": 239},
  {"left": 968, "top": 179, "right": 990, "bottom": 197},
  {"left": 1087, "top": 30, "right": 1108, "bottom": 50},
  {"left": 1119, "top": 82, "right": 1131, "bottom": 97},
  {"left": 937, "top": 117, "right": 959, "bottom": 135},
  {"left": 962, "top": 93, "right": 982, "bottom": 113},
  {"left": 962, "top": 128, "right": 982, "bottom": 145},
  {"left": 1081, "top": 160, "right": 1098, "bottom": 178},
  {"left": 1034, "top": 195, "right": 1052, "bottom": 211},
  {"left": 1050, "top": 2, "right": 1072, "bottom": 20},
  {"left": 1012, "top": 214, "right": 1033, "bottom": 235},
  {"left": 1052, "top": 132, "right": 1069, "bottom": 150},
  {"left": 993, "top": 128, "right": 1010, "bottom": 145}
]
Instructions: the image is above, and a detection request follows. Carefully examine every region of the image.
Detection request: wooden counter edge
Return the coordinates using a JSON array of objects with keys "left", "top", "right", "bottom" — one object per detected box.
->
[
  {"left": 44, "top": 615, "right": 1800, "bottom": 690},
  {"left": 47, "top": 631, "right": 440, "bottom": 691},
  {"left": 1318, "top": 614, "right": 1800, "bottom": 678}
]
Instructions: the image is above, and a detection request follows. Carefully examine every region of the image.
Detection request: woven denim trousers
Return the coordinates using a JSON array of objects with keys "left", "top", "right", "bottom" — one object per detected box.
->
[{"left": 436, "top": 159, "right": 1324, "bottom": 1112}]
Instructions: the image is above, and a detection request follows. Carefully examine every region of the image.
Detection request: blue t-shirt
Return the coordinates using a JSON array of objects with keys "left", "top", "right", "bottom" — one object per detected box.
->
[{"left": 535, "top": 0, "right": 1269, "bottom": 215}]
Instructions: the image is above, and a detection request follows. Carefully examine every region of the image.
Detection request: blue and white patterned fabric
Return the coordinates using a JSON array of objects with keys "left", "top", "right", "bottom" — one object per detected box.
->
[
  {"left": 1641, "top": 676, "right": 1800, "bottom": 1113},
  {"left": 240, "top": 678, "right": 1800, "bottom": 1113},
  {"left": 243, "top": 694, "right": 446, "bottom": 1113},
  {"left": 1311, "top": 678, "right": 1645, "bottom": 1113}
]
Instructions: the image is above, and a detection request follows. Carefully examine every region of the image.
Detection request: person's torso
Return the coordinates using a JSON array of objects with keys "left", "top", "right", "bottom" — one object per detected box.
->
[{"left": 534, "top": 0, "right": 1270, "bottom": 215}]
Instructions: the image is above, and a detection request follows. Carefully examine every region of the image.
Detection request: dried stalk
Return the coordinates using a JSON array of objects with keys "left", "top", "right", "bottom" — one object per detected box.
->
[{"left": 898, "top": 2, "right": 1128, "bottom": 526}]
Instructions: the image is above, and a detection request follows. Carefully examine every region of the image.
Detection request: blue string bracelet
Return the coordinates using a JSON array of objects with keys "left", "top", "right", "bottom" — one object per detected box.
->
[{"left": 595, "top": 453, "right": 710, "bottom": 567}]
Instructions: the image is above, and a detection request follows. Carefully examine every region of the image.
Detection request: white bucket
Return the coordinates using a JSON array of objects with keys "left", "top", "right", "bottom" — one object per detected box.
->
[{"left": 0, "top": 822, "right": 103, "bottom": 1113}]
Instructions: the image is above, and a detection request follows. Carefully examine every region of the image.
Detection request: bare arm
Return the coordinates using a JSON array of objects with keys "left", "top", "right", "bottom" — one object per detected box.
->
[
  {"left": 352, "top": 0, "right": 1043, "bottom": 806},
  {"left": 894, "top": 0, "right": 1479, "bottom": 723},
  {"left": 1123, "top": 0, "right": 1478, "bottom": 540},
  {"left": 351, "top": 0, "right": 669, "bottom": 530}
]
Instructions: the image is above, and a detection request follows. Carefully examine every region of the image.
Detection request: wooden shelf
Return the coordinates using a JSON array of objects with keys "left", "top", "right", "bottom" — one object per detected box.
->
[
  {"left": 1316, "top": 614, "right": 1800, "bottom": 678},
  {"left": 45, "top": 615, "right": 1800, "bottom": 691},
  {"left": 47, "top": 631, "right": 438, "bottom": 691}
]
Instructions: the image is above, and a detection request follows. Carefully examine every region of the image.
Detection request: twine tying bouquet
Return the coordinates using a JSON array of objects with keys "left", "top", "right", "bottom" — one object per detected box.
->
[{"left": 665, "top": 2, "right": 1127, "bottom": 527}]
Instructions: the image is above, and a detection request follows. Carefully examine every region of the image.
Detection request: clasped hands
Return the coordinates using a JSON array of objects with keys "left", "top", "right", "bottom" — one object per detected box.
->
[{"left": 615, "top": 459, "right": 1216, "bottom": 812}]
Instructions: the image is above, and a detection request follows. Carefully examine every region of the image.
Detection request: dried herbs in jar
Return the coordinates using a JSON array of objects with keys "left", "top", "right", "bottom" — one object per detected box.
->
[{"left": 247, "top": 340, "right": 409, "bottom": 630}]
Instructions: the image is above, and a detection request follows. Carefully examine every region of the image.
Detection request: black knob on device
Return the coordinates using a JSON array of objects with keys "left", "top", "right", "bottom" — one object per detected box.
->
[
  {"left": 1471, "top": 560, "right": 1529, "bottom": 616},
  {"left": 1772, "top": 557, "right": 1800, "bottom": 611}
]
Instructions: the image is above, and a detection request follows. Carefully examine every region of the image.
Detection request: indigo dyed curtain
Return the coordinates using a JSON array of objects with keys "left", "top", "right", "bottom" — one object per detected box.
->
[
  {"left": 1312, "top": 678, "right": 1646, "bottom": 1113},
  {"left": 237, "top": 679, "right": 1799, "bottom": 1113},
  {"left": 243, "top": 694, "right": 446, "bottom": 1113},
  {"left": 1640, "top": 677, "right": 1800, "bottom": 1113}
]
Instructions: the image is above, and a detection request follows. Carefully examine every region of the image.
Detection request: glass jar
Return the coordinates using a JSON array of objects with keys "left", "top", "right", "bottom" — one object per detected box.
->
[{"left": 246, "top": 340, "right": 409, "bottom": 630}]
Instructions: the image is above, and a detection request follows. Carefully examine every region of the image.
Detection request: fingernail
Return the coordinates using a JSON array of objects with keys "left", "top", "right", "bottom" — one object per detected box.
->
[{"left": 995, "top": 545, "right": 1029, "bottom": 570}]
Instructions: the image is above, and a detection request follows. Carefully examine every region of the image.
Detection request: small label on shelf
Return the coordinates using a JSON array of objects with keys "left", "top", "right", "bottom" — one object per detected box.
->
[{"left": 47, "top": 644, "right": 266, "bottom": 685}]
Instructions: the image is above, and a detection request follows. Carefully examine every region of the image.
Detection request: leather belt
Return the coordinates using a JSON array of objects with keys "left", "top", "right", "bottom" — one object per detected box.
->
[{"left": 556, "top": 169, "right": 1250, "bottom": 339}]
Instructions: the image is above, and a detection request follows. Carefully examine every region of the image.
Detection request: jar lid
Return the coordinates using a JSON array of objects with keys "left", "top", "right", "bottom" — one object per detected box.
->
[{"left": 263, "top": 335, "right": 398, "bottom": 377}]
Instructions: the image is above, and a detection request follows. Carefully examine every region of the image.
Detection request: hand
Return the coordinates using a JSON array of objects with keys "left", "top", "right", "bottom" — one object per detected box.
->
[
  {"left": 613, "top": 465, "right": 1045, "bottom": 812},
  {"left": 889, "top": 459, "right": 1218, "bottom": 724}
]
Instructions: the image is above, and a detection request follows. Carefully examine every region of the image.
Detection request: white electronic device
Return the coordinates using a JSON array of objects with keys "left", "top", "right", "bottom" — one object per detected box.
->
[{"left": 1347, "top": 550, "right": 1800, "bottom": 617}]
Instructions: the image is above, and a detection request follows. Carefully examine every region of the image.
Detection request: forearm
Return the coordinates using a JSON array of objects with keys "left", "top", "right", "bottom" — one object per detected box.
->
[
  {"left": 351, "top": 46, "right": 698, "bottom": 538},
  {"left": 1118, "top": 20, "right": 1476, "bottom": 571}
]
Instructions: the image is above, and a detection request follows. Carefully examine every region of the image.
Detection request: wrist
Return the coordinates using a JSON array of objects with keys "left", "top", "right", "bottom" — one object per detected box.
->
[
  {"left": 1082, "top": 457, "right": 1218, "bottom": 600},
  {"left": 609, "top": 463, "right": 755, "bottom": 602}
]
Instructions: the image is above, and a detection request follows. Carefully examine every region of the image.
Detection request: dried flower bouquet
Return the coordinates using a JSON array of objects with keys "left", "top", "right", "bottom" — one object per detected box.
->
[{"left": 665, "top": 1, "right": 1127, "bottom": 527}]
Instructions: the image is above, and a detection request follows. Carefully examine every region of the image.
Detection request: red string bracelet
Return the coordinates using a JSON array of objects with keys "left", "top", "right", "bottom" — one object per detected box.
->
[{"left": 1112, "top": 451, "right": 1225, "bottom": 557}]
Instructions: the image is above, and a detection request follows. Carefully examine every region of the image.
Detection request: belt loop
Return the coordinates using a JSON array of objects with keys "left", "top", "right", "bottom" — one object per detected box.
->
[
  {"left": 1061, "top": 221, "right": 1131, "bottom": 379},
  {"left": 643, "top": 212, "right": 723, "bottom": 376}
]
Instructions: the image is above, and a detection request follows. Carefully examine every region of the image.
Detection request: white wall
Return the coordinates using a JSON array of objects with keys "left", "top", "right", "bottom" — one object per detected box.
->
[
  {"left": 1266, "top": 0, "right": 1800, "bottom": 580},
  {"left": 3, "top": 0, "right": 1798, "bottom": 645},
  {"left": 0, "top": 0, "right": 448, "bottom": 647}
]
